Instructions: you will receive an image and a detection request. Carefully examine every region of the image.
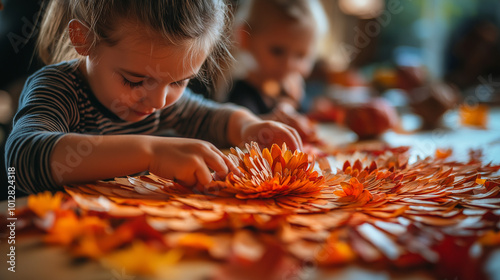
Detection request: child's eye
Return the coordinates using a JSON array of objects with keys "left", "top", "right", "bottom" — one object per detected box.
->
[
  {"left": 270, "top": 46, "right": 285, "bottom": 57},
  {"left": 122, "top": 77, "right": 144, "bottom": 88}
]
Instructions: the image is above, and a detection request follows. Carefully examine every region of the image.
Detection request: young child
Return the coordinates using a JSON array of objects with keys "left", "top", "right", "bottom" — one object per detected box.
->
[
  {"left": 226, "top": 0, "right": 328, "bottom": 142},
  {"left": 5, "top": 0, "right": 303, "bottom": 194}
]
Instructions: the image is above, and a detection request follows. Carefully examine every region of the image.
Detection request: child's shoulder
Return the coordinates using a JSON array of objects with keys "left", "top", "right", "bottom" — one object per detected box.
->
[
  {"left": 28, "top": 60, "right": 80, "bottom": 83},
  {"left": 19, "top": 60, "right": 87, "bottom": 110},
  {"left": 23, "top": 60, "right": 84, "bottom": 98}
]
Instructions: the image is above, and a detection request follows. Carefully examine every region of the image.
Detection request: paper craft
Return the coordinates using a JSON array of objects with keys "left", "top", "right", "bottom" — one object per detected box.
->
[{"left": 17, "top": 142, "right": 500, "bottom": 278}]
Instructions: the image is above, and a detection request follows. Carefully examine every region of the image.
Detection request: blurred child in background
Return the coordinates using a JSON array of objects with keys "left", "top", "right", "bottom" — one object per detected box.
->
[{"left": 226, "top": 0, "right": 328, "bottom": 142}]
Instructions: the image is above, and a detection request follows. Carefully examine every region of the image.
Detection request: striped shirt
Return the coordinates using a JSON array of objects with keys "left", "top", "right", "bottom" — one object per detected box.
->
[{"left": 5, "top": 60, "right": 238, "bottom": 194}]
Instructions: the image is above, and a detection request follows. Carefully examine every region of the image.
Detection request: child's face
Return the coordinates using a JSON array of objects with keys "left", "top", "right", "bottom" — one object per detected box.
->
[
  {"left": 245, "top": 19, "right": 316, "bottom": 83},
  {"left": 82, "top": 30, "right": 206, "bottom": 122}
]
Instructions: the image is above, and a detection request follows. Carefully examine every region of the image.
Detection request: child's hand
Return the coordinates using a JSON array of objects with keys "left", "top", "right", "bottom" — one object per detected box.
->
[
  {"left": 148, "top": 138, "right": 239, "bottom": 187},
  {"left": 240, "top": 120, "right": 303, "bottom": 151},
  {"left": 271, "top": 103, "right": 318, "bottom": 143}
]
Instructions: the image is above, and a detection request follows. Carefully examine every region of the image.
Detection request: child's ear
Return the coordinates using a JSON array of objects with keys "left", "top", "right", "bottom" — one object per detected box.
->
[{"left": 68, "top": 19, "right": 91, "bottom": 56}]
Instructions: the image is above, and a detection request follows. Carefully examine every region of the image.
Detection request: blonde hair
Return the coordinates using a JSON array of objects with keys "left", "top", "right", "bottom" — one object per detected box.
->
[
  {"left": 236, "top": 0, "right": 328, "bottom": 40},
  {"left": 37, "top": 0, "right": 233, "bottom": 85}
]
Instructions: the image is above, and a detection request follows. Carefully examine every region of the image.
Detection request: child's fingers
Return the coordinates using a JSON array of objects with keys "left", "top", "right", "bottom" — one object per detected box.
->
[
  {"left": 174, "top": 173, "right": 197, "bottom": 187},
  {"left": 203, "top": 150, "right": 228, "bottom": 174},
  {"left": 284, "top": 125, "right": 303, "bottom": 151},
  {"left": 289, "top": 118, "right": 308, "bottom": 137},
  {"left": 213, "top": 149, "right": 241, "bottom": 177},
  {"left": 273, "top": 108, "right": 313, "bottom": 142},
  {"left": 173, "top": 156, "right": 221, "bottom": 187},
  {"left": 288, "top": 127, "right": 302, "bottom": 150},
  {"left": 205, "top": 146, "right": 242, "bottom": 178},
  {"left": 195, "top": 165, "right": 213, "bottom": 186},
  {"left": 178, "top": 158, "right": 212, "bottom": 186}
]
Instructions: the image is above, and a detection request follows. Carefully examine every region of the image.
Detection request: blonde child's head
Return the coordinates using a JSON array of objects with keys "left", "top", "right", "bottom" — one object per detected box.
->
[
  {"left": 235, "top": 0, "right": 328, "bottom": 82},
  {"left": 37, "top": 0, "right": 232, "bottom": 122}
]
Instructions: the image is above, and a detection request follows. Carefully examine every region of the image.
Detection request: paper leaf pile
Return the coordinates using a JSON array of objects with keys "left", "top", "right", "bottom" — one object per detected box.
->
[
  {"left": 17, "top": 142, "right": 500, "bottom": 278},
  {"left": 208, "top": 142, "right": 325, "bottom": 199}
]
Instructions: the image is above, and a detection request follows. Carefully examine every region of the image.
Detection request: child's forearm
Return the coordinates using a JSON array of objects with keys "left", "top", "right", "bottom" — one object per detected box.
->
[{"left": 50, "top": 134, "right": 152, "bottom": 186}]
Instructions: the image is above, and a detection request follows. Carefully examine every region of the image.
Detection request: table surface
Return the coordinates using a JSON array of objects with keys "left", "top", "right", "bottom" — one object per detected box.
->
[
  {"left": 1, "top": 108, "right": 500, "bottom": 280},
  {"left": 317, "top": 108, "right": 500, "bottom": 164}
]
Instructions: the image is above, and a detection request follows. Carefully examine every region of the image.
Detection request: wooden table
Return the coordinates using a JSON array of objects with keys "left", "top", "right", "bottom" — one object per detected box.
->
[{"left": 1, "top": 108, "right": 499, "bottom": 280}]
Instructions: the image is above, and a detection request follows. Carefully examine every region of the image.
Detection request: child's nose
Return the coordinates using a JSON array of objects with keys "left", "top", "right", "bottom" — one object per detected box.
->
[
  {"left": 147, "top": 86, "right": 168, "bottom": 109},
  {"left": 285, "top": 57, "right": 310, "bottom": 77},
  {"left": 285, "top": 57, "right": 301, "bottom": 72}
]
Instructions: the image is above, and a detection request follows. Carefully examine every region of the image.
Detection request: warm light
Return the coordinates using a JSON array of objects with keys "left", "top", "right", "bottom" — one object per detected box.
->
[
  {"left": 262, "top": 80, "right": 281, "bottom": 97},
  {"left": 338, "top": 0, "right": 384, "bottom": 19}
]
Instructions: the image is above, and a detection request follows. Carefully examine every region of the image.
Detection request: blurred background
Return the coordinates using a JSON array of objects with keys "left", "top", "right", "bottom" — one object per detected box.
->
[
  {"left": 316, "top": 0, "right": 500, "bottom": 78},
  {"left": 1, "top": 0, "right": 500, "bottom": 199},
  {"left": 306, "top": 0, "right": 500, "bottom": 106}
]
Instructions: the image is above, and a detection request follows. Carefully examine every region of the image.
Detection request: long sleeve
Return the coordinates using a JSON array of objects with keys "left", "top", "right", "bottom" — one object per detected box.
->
[{"left": 5, "top": 67, "right": 78, "bottom": 194}]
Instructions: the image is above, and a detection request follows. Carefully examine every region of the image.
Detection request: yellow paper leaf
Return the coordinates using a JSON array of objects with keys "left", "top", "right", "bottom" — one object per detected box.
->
[
  {"left": 28, "top": 191, "right": 64, "bottom": 217},
  {"left": 102, "top": 242, "right": 182, "bottom": 275},
  {"left": 476, "top": 178, "right": 487, "bottom": 185}
]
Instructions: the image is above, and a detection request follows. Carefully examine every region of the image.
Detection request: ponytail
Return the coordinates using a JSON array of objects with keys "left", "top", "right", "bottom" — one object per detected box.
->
[{"left": 37, "top": 0, "right": 79, "bottom": 65}]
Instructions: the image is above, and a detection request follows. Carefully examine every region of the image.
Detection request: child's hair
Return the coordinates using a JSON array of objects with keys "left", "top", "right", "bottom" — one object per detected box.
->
[
  {"left": 37, "top": 0, "right": 233, "bottom": 86},
  {"left": 235, "top": 0, "right": 328, "bottom": 41}
]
